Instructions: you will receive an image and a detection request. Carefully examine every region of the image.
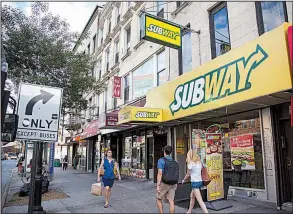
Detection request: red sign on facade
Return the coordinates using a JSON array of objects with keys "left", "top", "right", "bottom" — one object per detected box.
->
[
  {"left": 288, "top": 26, "right": 292, "bottom": 69},
  {"left": 113, "top": 76, "right": 121, "bottom": 98}
]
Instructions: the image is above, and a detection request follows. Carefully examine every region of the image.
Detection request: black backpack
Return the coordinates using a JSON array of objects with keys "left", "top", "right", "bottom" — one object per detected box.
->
[{"left": 162, "top": 157, "right": 179, "bottom": 185}]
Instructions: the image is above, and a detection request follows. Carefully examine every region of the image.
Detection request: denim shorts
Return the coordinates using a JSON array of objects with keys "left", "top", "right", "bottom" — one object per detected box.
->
[{"left": 191, "top": 181, "right": 203, "bottom": 189}]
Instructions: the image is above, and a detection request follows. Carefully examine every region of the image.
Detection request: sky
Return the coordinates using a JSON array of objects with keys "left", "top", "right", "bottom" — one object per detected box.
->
[{"left": 2, "top": 1, "right": 105, "bottom": 34}]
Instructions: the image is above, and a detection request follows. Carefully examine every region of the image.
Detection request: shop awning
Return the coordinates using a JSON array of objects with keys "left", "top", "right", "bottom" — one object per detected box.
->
[
  {"left": 129, "top": 23, "right": 293, "bottom": 125},
  {"left": 80, "top": 120, "right": 100, "bottom": 139},
  {"left": 118, "top": 106, "right": 163, "bottom": 125},
  {"left": 2, "top": 141, "right": 21, "bottom": 148},
  {"left": 66, "top": 135, "right": 80, "bottom": 144}
]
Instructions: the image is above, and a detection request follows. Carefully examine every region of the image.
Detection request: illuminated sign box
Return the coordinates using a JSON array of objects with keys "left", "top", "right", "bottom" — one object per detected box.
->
[{"left": 141, "top": 13, "right": 182, "bottom": 49}]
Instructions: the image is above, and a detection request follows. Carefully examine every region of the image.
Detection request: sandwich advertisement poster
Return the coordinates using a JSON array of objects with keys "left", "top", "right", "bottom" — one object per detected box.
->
[{"left": 230, "top": 134, "right": 255, "bottom": 171}]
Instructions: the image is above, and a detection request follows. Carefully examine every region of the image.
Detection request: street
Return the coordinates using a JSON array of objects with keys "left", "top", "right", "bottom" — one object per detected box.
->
[{"left": 1, "top": 160, "right": 17, "bottom": 194}]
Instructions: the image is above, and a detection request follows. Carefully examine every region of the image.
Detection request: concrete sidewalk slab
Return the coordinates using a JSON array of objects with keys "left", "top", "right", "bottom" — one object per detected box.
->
[{"left": 3, "top": 167, "right": 289, "bottom": 213}]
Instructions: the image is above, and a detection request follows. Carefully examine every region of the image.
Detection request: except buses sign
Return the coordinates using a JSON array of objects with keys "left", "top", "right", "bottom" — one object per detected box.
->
[{"left": 142, "top": 13, "right": 182, "bottom": 49}]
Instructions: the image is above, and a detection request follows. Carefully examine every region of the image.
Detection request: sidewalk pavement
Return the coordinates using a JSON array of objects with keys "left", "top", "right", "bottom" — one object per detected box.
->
[{"left": 2, "top": 167, "right": 289, "bottom": 213}]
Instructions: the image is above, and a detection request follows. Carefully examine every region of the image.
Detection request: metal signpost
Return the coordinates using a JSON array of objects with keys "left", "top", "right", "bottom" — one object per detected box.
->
[{"left": 16, "top": 83, "right": 62, "bottom": 214}]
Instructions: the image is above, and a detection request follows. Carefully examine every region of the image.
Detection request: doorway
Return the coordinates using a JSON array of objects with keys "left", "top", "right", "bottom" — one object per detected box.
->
[
  {"left": 280, "top": 120, "right": 293, "bottom": 205},
  {"left": 147, "top": 137, "right": 154, "bottom": 179},
  {"left": 153, "top": 134, "right": 167, "bottom": 183}
]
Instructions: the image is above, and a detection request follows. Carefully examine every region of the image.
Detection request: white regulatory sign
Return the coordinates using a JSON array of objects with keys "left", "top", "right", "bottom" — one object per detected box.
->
[{"left": 16, "top": 83, "right": 63, "bottom": 142}]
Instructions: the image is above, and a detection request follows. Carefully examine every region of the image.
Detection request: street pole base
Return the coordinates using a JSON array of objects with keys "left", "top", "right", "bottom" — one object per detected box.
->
[{"left": 32, "top": 206, "right": 46, "bottom": 214}]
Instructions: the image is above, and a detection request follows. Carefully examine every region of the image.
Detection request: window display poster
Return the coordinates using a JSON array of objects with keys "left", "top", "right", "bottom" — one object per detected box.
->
[
  {"left": 230, "top": 134, "right": 255, "bottom": 170},
  {"left": 205, "top": 133, "right": 224, "bottom": 201},
  {"left": 176, "top": 138, "right": 185, "bottom": 154}
]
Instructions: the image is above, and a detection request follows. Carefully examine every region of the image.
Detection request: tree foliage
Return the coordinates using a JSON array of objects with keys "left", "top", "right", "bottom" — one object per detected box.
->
[{"left": 1, "top": 2, "right": 97, "bottom": 114}]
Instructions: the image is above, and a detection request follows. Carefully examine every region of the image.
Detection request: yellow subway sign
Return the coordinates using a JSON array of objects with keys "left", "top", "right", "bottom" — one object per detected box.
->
[
  {"left": 145, "top": 23, "right": 293, "bottom": 121},
  {"left": 142, "top": 13, "right": 182, "bottom": 49},
  {"left": 118, "top": 106, "right": 163, "bottom": 124}
]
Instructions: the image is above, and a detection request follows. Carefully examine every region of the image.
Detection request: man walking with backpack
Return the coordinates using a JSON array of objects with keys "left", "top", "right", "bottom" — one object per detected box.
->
[{"left": 156, "top": 145, "right": 179, "bottom": 214}]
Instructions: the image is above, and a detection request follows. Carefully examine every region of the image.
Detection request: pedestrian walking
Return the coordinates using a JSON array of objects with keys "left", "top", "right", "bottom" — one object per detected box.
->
[
  {"left": 62, "top": 155, "right": 68, "bottom": 171},
  {"left": 97, "top": 149, "right": 121, "bottom": 208},
  {"left": 182, "top": 149, "right": 208, "bottom": 213},
  {"left": 156, "top": 145, "right": 179, "bottom": 214}
]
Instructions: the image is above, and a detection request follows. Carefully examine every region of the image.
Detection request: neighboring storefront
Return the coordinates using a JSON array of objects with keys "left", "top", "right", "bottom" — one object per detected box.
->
[
  {"left": 80, "top": 120, "right": 100, "bottom": 172},
  {"left": 66, "top": 135, "right": 80, "bottom": 168},
  {"left": 118, "top": 23, "right": 293, "bottom": 205}
]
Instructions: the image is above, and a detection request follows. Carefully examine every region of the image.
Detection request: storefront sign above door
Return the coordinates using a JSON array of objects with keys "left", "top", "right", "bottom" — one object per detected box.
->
[
  {"left": 145, "top": 23, "right": 293, "bottom": 122},
  {"left": 141, "top": 13, "right": 182, "bottom": 49},
  {"left": 118, "top": 106, "right": 163, "bottom": 125}
]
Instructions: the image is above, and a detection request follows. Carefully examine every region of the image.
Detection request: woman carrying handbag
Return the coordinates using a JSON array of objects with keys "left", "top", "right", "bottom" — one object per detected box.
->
[
  {"left": 182, "top": 149, "right": 209, "bottom": 214},
  {"left": 97, "top": 149, "right": 121, "bottom": 208}
]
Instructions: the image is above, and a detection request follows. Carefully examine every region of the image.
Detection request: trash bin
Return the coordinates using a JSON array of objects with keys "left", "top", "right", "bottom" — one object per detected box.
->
[{"left": 54, "top": 159, "right": 61, "bottom": 167}]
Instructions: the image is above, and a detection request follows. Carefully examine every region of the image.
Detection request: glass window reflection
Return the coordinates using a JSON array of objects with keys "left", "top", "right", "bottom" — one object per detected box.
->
[
  {"left": 212, "top": 6, "right": 231, "bottom": 57},
  {"left": 182, "top": 31, "right": 192, "bottom": 73},
  {"left": 261, "top": 2, "right": 286, "bottom": 33}
]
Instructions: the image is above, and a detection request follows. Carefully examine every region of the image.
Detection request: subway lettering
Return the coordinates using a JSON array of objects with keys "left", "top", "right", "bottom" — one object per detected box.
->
[
  {"left": 169, "top": 45, "right": 268, "bottom": 115},
  {"left": 147, "top": 24, "right": 179, "bottom": 40}
]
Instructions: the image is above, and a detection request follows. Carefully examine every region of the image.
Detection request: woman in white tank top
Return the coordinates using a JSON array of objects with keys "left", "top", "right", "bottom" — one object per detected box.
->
[{"left": 182, "top": 149, "right": 208, "bottom": 213}]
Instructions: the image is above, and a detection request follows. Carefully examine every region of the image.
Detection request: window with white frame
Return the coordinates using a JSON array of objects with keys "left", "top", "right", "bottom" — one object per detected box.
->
[
  {"left": 116, "top": 5, "right": 121, "bottom": 24},
  {"left": 124, "top": 74, "right": 130, "bottom": 103},
  {"left": 157, "top": 51, "right": 166, "bottom": 86},
  {"left": 133, "top": 57, "right": 154, "bottom": 99},
  {"left": 106, "top": 50, "right": 110, "bottom": 72},
  {"left": 114, "top": 40, "right": 119, "bottom": 64},
  {"left": 128, "top": 1, "right": 132, "bottom": 9},
  {"left": 157, "top": 1, "right": 165, "bottom": 18},
  {"left": 125, "top": 25, "right": 131, "bottom": 52}
]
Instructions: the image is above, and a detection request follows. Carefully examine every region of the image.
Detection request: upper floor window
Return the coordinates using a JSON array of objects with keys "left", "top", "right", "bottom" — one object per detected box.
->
[
  {"left": 128, "top": 1, "right": 132, "bottom": 9},
  {"left": 124, "top": 74, "right": 130, "bottom": 103},
  {"left": 98, "top": 59, "right": 102, "bottom": 79},
  {"left": 87, "top": 44, "right": 91, "bottom": 54},
  {"left": 92, "top": 34, "right": 96, "bottom": 53},
  {"left": 108, "top": 18, "right": 112, "bottom": 35},
  {"left": 157, "top": 1, "right": 165, "bottom": 18},
  {"left": 182, "top": 24, "right": 192, "bottom": 73},
  {"left": 139, "top": 13, "right": 144, "bottom": 40},
  {"left": 255, "top": 2, "right": 288, "bottom": 35},
  {"left": 100, "top": 28, "right": 104, "bottom": 46},
  {"left": 106, "top": 50, "right": 110, "bottom": 72},
  {"left": 116, "top": 5, "right": 121, "bottom": 24},
  {"left": 209, "top": 2, "right": 231, "bottom": 59},
  {"left": 104, "top": 89, "right": 108, "bottom": 112},
  {"left": 126, "top": 25, "right": 131, "bottom": 51},
  {"left": 176, "top": 1, "right": 184, "bottom": 8},
  {"left": 157, "top": 51, "right": 166, "bottom": 86},
  {"left": 115, "top": 40, "right": 119, "bottom": 64}
]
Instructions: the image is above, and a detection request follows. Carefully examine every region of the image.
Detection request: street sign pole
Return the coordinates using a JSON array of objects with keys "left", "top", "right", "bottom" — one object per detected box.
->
[
  {"left": 32, "top": 142, "right": 45, "bottom": 214},
  {"left": 28, "top": 142, "right": 37, "bottom": 214}
]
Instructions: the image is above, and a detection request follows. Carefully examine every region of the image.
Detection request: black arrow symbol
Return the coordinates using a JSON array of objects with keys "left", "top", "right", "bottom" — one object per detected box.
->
[{"left": 25, "top": 90, "right": 54, "bottom": 115}]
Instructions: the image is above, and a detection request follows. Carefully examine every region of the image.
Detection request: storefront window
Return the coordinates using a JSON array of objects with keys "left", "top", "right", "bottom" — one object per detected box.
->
[
  {"left": 191, "top": 111, "right": 265, "bottom": 190},
  {"left": 121, "top": 132, "right": 146, "bottom": 178}
]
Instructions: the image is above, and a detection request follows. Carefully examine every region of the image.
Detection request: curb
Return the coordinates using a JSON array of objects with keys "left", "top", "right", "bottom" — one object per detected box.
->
[{"left": 1, "top": 169, "right": 16, "bottom": 212}]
